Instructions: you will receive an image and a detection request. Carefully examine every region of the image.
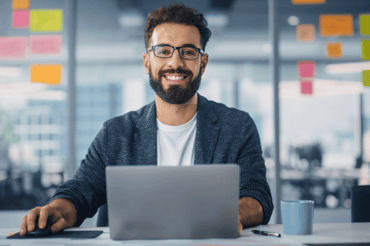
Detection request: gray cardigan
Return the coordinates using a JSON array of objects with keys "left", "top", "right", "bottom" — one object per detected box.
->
[{"left": 49, "top": 93, "right": 273, "bottom": 226}]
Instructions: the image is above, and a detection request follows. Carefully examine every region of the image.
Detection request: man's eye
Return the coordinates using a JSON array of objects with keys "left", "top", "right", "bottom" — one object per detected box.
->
[
  {"left": 182, "top": 49, "right": 196, "bottom": 55},
  {"left": 158, "top": 50, "right": 170, "bottom": 54}
]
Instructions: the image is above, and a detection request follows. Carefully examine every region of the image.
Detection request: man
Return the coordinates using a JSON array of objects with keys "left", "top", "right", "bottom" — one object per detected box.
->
[{"left": 19, "top": 2, "right": 273, "bottom": 237}]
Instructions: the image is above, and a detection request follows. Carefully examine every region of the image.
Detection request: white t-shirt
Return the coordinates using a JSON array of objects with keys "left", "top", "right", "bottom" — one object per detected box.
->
[{"left": 157, "top": 113, "right": 197, "bottom": 166}]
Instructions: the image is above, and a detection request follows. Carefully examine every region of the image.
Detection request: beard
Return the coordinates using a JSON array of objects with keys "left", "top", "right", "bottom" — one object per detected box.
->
[{"left": 149, "top": 66, "right": 202, "bottom": 105}]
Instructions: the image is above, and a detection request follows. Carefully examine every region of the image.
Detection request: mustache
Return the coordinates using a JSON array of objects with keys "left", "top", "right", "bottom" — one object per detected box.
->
[{"left": 158, "top": 68, "right": 193, "bottom": 78}]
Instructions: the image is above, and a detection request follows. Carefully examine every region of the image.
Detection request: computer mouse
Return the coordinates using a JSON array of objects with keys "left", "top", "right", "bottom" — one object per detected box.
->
[{"left": 25, "top": 217, "right": 52, "bottom": 237}]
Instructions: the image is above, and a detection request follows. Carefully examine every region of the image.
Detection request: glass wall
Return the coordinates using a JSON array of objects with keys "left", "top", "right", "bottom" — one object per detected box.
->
[{"left": 0, "top": 0, "right": 67, "bottom": 209}]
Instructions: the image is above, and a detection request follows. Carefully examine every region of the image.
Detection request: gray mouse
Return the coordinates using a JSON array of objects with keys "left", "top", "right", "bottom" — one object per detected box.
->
[{"left": 25, "top": 217, "right": 53, "bottom": 236}]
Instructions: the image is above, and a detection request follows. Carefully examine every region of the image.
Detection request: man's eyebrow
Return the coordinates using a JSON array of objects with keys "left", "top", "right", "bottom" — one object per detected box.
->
[
  {"left": 156, "top": 43, "right": 200, "bottom": 48},
  {"left": 180, "top": 43, "right": 199, "bottom": 48}
]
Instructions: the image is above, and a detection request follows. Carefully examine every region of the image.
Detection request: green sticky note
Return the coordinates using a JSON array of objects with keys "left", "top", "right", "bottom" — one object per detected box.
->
[
  {"left": 30, "top": 9, "right": 63, "bottom": 32},
  {"left": 362, "top": 40, "right": 370, "bottom": 60},
  {"left": 363, "top": 70, "right": 370, "bottom": 87},
  {"left": 360, "top": 15, "right": 370, "bottom": 36}
]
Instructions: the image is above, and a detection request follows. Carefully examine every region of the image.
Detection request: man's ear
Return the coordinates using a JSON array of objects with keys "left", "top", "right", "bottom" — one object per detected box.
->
[
  {"left": 200, "top": 53, "right": 209, "bottom": 74},
  {"left": 143, "top": 53, "right": 150, "bottom": 74}
]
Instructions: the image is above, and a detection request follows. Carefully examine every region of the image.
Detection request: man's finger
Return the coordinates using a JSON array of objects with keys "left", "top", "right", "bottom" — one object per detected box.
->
[
  {"left": 19, "top": 216, "right": 28, "bottom": 237},
  {"left": 38, "top": 206, "right": 51, "bottom": 229},
  {"left": 26, "top": 208, "right": 40, "bottom": 232}
]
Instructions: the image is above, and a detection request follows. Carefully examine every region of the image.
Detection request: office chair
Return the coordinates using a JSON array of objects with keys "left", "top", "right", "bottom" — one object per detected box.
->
[
  {"left": 96, "top": 203, "right": 109, "bottom": 227},
  {"left": 351, "top": 185, "right": 370, "bottom": 222}
]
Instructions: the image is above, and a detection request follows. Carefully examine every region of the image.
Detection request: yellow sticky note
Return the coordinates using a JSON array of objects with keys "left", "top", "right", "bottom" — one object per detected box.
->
[
  {"left": 297, "top": 24, "right": 315, "bottom": 42},
  {"left": 326, "top": 42, "right": 343, "bottom": 59},
  {"left": 12, "top": 0, "right": 30, "bottom": 9},
  {"left": 291, "top": 0, "right": 325, "bottom": 4},
  {"left": 31, "top": 64, "right": 62, "bottom": 85},
  {"left": 320, "top": 14, "right": 353, "bottom": 37},
  {"left": 30, "top": 10, "right": 63, "bottom": 32},
  {"left": 360, "top": 15, "right": 370, "bottom": 36},
  {"left": 363, "top": 70, "right": 370, "bottom": 87},
  {"left": 362, "top": 40, "right": 370, "bottom": 60}
]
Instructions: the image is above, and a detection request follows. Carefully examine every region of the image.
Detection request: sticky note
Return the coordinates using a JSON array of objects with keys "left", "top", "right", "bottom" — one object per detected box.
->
[
  {"left": 30, "top": 10, "right": 63, "bottom": 32},
  {"left": 363, "top": 70, "right": 370, "bottom": 87},
  {"left": 301, "top": 81, "right": 313, "bottom": 95},
  {"left": 30, "top": 35, "right": 62, "bottom": 54},
  {"left": 12, "top": 0, "right": 30, "bottom": 9},
  {"left": 297, "top": 24, "right": 315, "bottom": 42},
  {"left": 291, "top": 0, "right": 325, "bottom": 4},
  {"left": 362, "top": 40, "right": 370, "bottom": 60},
  {"left": 326, "top": 42, "right": 343, "bottom": 59},
  {"left": 0, "top": 37, "right": 27, "bottom": 59},
  {"left": 320, "top": 14, "right": 353, "bottom": 37},
  {"left": 298, "top": 61, "right": 315, "bottom": 78},
  {"left": 31, "top": 64, "right": 62, "bottom": 85},
  {"left": 12, "top": 10, "right": 29, "bottom": 28},
  {"left": 360, "top": 15, "right": 370, "bottom": 36}
]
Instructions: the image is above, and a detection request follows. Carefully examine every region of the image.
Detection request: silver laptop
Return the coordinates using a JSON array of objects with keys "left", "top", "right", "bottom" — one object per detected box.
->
[{"left": 106, "top": 164, "right": 240, "bottom": 240}]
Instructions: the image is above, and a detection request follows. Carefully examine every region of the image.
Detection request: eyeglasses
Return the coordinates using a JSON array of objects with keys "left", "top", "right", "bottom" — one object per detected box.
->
[{"left": 147, "top": 44, "right": 204, "bottom": 60}]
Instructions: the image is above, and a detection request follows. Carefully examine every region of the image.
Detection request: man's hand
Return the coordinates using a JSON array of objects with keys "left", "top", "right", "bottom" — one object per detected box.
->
[
  {"left": 238, "top": 215, "right": 243, "bottom": 236},
  {"left": 19, "top": 198, "right": 77, "bottom": 237}
]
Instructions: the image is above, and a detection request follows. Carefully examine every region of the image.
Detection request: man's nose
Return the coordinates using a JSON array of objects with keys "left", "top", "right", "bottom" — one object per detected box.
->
[{"left": 167, "top": 49, "right": 185, "bottom": 69}]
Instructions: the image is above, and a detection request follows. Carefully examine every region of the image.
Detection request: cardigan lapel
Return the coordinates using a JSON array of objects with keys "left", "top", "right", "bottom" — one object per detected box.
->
[
  {"left": 136, "top": 101, "right": 157, "bottom": 166},
  {"left": 194, "top": 94, "right": 220, "bottom": 164}
]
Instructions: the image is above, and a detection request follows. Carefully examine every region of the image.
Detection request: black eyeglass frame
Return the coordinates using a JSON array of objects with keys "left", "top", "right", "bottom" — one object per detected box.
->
[{"left": 147, "top": 44, "right": 205, "bottom": 60}]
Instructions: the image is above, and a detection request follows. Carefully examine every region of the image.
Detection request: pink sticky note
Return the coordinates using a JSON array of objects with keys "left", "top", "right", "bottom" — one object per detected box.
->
[
  {"left": 301, "top": 81, "right": 313, "bottom": 95},
  {"left": 12, "top": 10, "right": 29, "bottom": 28},
  {"left": 298, "top": 61, "right": 315, "bottom": 78},
  {"left": 0, "top": 37, "right": 27, "bottom": 59},
  {"left": 30, "top": 35, "right": 62, "bottom": 54}
]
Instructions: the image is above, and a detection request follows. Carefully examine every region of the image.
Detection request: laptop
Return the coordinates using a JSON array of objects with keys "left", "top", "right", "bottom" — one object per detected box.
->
[{"left": 106, "top": 164, "right": 240, "bottom": 240}]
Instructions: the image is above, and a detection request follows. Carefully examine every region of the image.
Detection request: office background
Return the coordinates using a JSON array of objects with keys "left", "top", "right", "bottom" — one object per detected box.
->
[{"left": 0, "top": 0, "right": 369, "bottom": 227}]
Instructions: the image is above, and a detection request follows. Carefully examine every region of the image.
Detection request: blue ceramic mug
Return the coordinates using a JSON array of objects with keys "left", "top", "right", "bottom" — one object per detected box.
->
[{"left": 280, "top": 200, "right": 314, "bottom": 235}]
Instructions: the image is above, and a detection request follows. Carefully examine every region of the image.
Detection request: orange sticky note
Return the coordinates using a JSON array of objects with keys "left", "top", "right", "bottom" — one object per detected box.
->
[
  {"left": 297, "top": 24, "right": 315, "bottom": 42},
  {"left": 31, "top": 64, "right": 62, "bottom": 85},
  {"left": 292, "top": 0, "right": 325, "bottom": 4},
  {"left": 320, "top": 14, "right": 353, "bottom": 37},
  {"left": 12, "top": 0, "right": 30, "bottom": 9},
  {"left": 326, "top": 42, "right": 343, "bottom": 59}
]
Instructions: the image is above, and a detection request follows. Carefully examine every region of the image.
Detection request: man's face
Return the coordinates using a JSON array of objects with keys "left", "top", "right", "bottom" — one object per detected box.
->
[{"left": 143, "top": 23, "right": 209, "bottom": 104}]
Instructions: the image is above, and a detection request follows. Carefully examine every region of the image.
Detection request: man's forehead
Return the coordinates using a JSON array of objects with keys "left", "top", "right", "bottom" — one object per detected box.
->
[{"left": 151, "top": 23, "right": 201, "bottom": 47}]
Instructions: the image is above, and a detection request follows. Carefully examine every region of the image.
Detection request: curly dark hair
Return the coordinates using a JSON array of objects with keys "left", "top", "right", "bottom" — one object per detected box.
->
[{"left": 145, "top": 2, "right": 211, "bottom": 51}]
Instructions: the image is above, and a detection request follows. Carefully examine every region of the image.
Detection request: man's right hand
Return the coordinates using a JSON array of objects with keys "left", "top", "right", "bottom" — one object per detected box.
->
[{"left": 19, "top": 198, "right": 77, "bottom": 237}]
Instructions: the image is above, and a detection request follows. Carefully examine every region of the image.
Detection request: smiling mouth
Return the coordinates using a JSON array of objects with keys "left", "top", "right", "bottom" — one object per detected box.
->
[{"left": 163, "top": 75, "right": 189, "bottom": 84}]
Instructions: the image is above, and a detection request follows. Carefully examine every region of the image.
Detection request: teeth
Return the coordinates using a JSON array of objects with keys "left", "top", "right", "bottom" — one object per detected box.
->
[{"left": 166, "top": 76, "right": 184, "bottom": 81}]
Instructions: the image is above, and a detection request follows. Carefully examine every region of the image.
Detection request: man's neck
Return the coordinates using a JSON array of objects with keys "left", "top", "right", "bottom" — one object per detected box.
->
[{"left": 155, "top": 93, "right": 198, "bottom": 126}]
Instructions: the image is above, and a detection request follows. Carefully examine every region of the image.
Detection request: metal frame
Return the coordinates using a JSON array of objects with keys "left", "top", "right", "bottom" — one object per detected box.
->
[
  {"left": 269, "top": 0, "right": 282, "bottom": 224},
  {"left": 66, "top": 0, "right": 77, "bottom": 181}
]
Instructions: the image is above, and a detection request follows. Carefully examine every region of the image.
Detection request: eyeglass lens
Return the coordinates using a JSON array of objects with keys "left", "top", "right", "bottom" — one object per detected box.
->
[{"left": 154, "top": 46, "right": 198, "bottom": 59}]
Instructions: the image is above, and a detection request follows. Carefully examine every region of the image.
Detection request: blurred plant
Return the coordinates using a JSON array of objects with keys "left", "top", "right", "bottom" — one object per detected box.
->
[{"left": 0, "top": 111, "right": 19, "bottom": 145}]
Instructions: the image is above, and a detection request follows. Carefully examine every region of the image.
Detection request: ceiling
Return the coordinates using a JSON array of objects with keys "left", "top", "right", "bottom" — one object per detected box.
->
[{"left": 0, "top": 0, "right": 369, "bottom": 63}]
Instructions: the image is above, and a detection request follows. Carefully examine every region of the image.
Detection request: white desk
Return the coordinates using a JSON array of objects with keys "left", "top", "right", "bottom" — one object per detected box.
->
[
  {"left": 1, "top": 223, "right": 369, "bottom": 245},
  {"left": 265, "top": 222, "right": 370, "bottom": 244}
]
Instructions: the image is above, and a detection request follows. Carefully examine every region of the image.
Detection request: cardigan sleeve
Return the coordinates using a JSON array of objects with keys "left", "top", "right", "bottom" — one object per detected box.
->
[
  {"left": 47, "top": 123, "right": 108, "bottom": 227},
  {"left": 237, "top": 115, "right": 274, "bottom": 225}
]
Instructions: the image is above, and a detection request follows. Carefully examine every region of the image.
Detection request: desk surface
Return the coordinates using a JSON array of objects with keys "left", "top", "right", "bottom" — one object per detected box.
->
[{"left": 1, "top": 223, "right": 370, "bottom": 245}]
